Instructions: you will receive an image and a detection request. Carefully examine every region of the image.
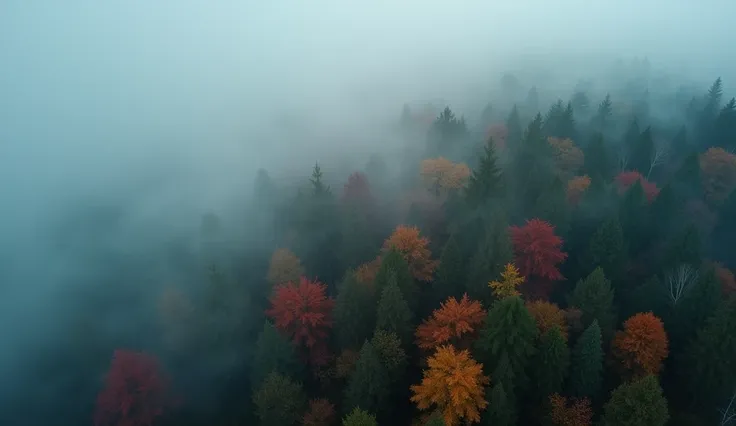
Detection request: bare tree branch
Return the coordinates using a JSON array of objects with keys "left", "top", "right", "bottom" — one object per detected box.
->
[
  {"left": 665, "top": 264, "right": 699, "bottom": 306},
  {"left": 720, "top": 388, "right": 736, "bottom": 426},
  {"left": 647, "top": 141, "right": 670, "bottom": 179}
]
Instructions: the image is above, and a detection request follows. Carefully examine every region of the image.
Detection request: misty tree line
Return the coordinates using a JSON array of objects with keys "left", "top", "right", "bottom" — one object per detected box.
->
[{"left": 8, "top": 58, "right": 736, "bottom": 426}]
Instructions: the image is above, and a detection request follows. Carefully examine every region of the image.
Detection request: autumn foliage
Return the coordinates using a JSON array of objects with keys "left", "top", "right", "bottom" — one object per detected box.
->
[
  {"left": 549, "top": 137, "right": 585, "bottom": 178},
  {"left": 485, "top": 123, "right": 508, "bottom": 150},
  {"left": 415, "top": 294, "right": 486, "bottom": 350},
  {"left": 266, "top": 277, "right": 335, "bottom": 365},
  {"left": 410, "top": 345, "right": 490, "bottom": 426},
  {"left": 382, "top": 225, "right": 438, "bottom": 282},
  {"left": 566, "top": 175, "right": 591, "bottom": 205},
  {"left": 355, "top": 258, "right": 381, "bottom": 286},
  {"left": 549, "top": 393, "right": 593, "bottom": 426},
  {"left": 700, "top": 147, "right": 736, "bottom": 204},
  {"left": 510, "top": 219, "right": 568, "bottom": 281},
  {"left": 94, "top": 349, "right": 171, "bottom": 426},
  {"left": 303, "top": 398, "right": 336, "bottom": 426},
  {"left": 488, "top": 263, "right": 524, "bottom": 298},
  {"left": 342, "top": 172, "right": 374, "bottom": 204},
  {"left": 612, "top": 312, "right": 669, "bottom": 378},
  {"left": 615, "top": 171, "right": 660, "bottom": 202},
  {"left": 420, "top": 157, "right": 471, "bottom": 194},
  {"left": 267, "top": 248, "right": 305, "bottom": 288},
  {"left": 526, "top": 300, "right": 569, "bottom": 341}
]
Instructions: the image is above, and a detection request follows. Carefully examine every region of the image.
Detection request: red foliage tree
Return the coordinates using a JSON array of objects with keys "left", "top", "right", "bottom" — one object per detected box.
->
[
  {"left": 266, "top": 277, "right": 335, "bottom": 366},
  {"left": 416, "top": 294, "right": 486, "bottom": 351},
  {"left": 94, "top": 349, "right": 171, "bottom": 426},
  {"left": 302, "top": 398, "right": 336, "bottom": 426},
  {"left": 615, "top": 171, "right": 660, "bottom": 202},
  {"left": 549, "top": 393, "right": 593, "bottom": 426},
  {"left": 509, "top": 219, "right": 568, "bottom": 298}
]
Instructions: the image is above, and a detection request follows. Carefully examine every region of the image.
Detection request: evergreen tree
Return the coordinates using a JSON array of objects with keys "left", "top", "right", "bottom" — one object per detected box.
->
[
  {"left": 253, "top": 372, "right": 307, "bottom": 426},
  {"left": 484, "top": 381, "right": 515, "bottom": 426},
  {"left": 579, "top": 216, "right": 626, "bottom": 281},
  {"left": 568, "top": 268, "right": 616, "bottom": 340},
  {"left": 374, "top": 248, "right": 417, "bottom": 307},
  {"left": 661, "top": 224, "right": 701, "bottom": 271},
  {"left": 480, "top": 102, "right": 494, "bottom": 128},
  {"left": 334, "top": 272, "right": 377, "bottom": 350},
  {"left": 568, "top": 320, "right": 603, "bottom": 399},
  {"left": 697, "top": 77, "right": 723, "bottom": 147},
  {"left": 531, "top": 326, "right": 570, "bottom": 401},
  {"left": 526, "top": 86, "right": 540, "bottom": 115},
  {"left": 671, "top": 152, "right": 701, "bottom": 199},
  {"left": 649, "top": 183, "right": 678, "bottom": 241},
  {"left": 571, "top": 90, "right": 590, "bottom": 116},
  {"left": 618, "top": 180, "right": 651, "bottom": 256},
  {"left": 431, "top": 234, "right": 465, "bottom": 304},
  {"left": 583, "top": 133, "right": 612, "bottom": 183},
  {"left": 601, "top": 375, "right": 669, "bottom": 426},
  {"left": 592, "top": 93, "right": 613, "bottom": 133},
  {"left": 513, "top": 113, "right": 556, "bottom": 214},
  {"left": 629, "top": 126, "right": 655, "bottom": 175},
  {"left": 251, "top": 321, "right": 302, "bottom": 390},
  {"left": 369, "top": 330, "right": 407, "bottom": 382},
  {"left": 670, "top": 125, "right": 689, "bottom": 159},
  {"left": 475, "top": 296, "right": 538, "bottom": 388},
  {"left": 668, "top": 265, "right": 721, "bottom": 351},
  {"left": 342, "top": 407, "right": 378, "bottom": 426},
  {"left": 506, "top": 105, "right": 523, "bottom": 149},
  {"left": 712, "top": 190, "right": 736, "bottom": 269},
  {"left": 344, "top": 340, "right": 390, "bottom": 415},
  {"left": 543, "top": 100, "right": 576, "bottom": 139},
  {"left": 465, "top": 213, "right": 513, "bottom": 304},
  {"left": 715, "top": 97, "right": 736, "bottom": 150},
  {"left": 530, "top": 176, "right": 570, "bottom": 237},
  {"left": 375, "top": 274, "right": 414, "bottom": 346},
  {"left": 425, "top": 413, "right": 447, "bottom": 426},
  {"left": 426, "top": 106, "right": 469, "bottom": 160},
  {"left": 465, "top": 142, "right": 505, "bottom": 208}
]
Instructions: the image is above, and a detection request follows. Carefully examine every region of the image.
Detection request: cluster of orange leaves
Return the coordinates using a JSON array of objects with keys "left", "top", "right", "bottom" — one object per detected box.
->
[
  {"left": 549, "top": 393, "right": 593, "bottom": 426},
  {"left": 416, "top": 294, "right": 486, "bottom": 350},
  {"left": 699, "top": 147, "right": 736, "bottom": 204},
  {"left": 611, "top": 312, "right": 669, "bottom": 377},
  {"left": 355, "top": 257, "right": 381, "bottom": 287},
  {"left": 526, "top": 300, "right": 569, "bottom": 341},
  {"left": 615, "top": 171, "right": 660, "bottom": 203},
  {"left": 410, "top": 345, "right": 489, "bottom": 426},
  {"left": 266, "top": 248, "right": 305, "bottom": 288},
  {"left": 488, "top": 263, "right": 524, "bottom": 298},
  {"left": 548, "top": 137, "right": 585, "bottom": 178},
  {"left": 420, "top": 157, "right": 471, "bottom": 194},
  {"left": 566, "top": 175, "right": 591, "bottom": 205},
  {"left": 382, "top": 225, "right": 438, "bottom": 282}
]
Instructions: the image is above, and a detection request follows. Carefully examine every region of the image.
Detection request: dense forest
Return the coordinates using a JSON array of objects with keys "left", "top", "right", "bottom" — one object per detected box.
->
[{"left": 8, "top": 59, "right": 736, "bottom": 426}]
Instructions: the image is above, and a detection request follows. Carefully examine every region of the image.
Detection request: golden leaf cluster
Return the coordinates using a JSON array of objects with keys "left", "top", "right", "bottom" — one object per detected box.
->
[{"left": 488, "top": 263, "right": 524, "bottom": 299}]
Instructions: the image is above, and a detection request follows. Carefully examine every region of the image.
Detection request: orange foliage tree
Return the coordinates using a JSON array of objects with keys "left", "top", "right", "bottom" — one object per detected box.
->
[
  {"left": 415, "top": 294, "right": 486, "bottom": 350},
  {"left": 612, "top": 312, "right": 669, "bottom": 378},
  {"left": 489, "top": 263, "right": 524, "bottom": 299},
  {"left": 355, "top": 258, "right": 381, "bottom": 287},
  {"left": 549, "top": 393, "right": 593, "bottom": 426},
  {"left": 700, "top": 147, "right": 736, "bottom": 204},
  {"left": 420, "top": 157, "right": 471, "bottom": 195},
  {"left": 266, "top": 277, "right": 335, "bottom": 366},
  {"left": 526, "top": 300, "right": 569, "bottom": 342},
  {"left": 566, "top": 175, "right": 591, "bottom": 205},
  {"left": 615, "top": 171, "right": 660, "bottom": 203},
  {"left": 410, "top": 345, "right": 490, "bottom": 426},
  {"left": 267, "top": 248, "right": 305, "bottom": 288},
  {"left": 509, "top": 219, "right": 568, "bottom": 299},
  {"left": 303, "top": 398, "right": 336, "bottom": 426},
  {"left": 382, "top": 225, "right": 438, "bottom": 282},
  {"left": 549, "top": 137, "right": 585, "bottom": 178}
]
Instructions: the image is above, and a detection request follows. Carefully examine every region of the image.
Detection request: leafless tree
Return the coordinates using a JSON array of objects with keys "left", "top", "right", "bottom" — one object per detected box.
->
[
  {"left": 618, "top": 147, "right": 629, "bottom": 172},
  {"left": 647, "top": 140, "right": 670, "bottom": 179},
  {"left": 720, "top": 388, "right": 736, "bottom": 426},
  {"left": 665, "top": 264, "right": 699, "bottom": 306}
]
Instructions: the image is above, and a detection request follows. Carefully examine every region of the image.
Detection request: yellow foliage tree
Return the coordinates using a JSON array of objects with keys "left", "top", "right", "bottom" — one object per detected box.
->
[
  {"left": 488, "top": 263, "right": 524, "bottom": 298},
  {"left": 420, "top": 157, "right": 471, "bottom": 195},
  {"left": 266, "top": 248, "right": 305, "bottom": 288},
  {"left": 410, "top": 345, "right": 490, "bottom": 426},
  {"left": 526, "top": 300, "right": 569, "bottom": 342},
  {"left": 549, "top": 137, "right": 585, "bottom": 179}
]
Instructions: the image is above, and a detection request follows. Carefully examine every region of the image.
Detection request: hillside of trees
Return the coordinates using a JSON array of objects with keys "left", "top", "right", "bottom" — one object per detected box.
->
[{"left": 11, "top": 60, "right": 736, "bottom": 426}]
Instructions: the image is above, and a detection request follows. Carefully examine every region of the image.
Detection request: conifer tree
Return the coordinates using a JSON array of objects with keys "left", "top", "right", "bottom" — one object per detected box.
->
[
  {"left": 531, "top": 176, "right": 570, "bottom": 236},
  {"left": 661, "top": 224, "right": 701, "bottom": 271},
  {"left": 592, "top": 93, "right": 612, "bottom": 133},
  {"left": 432, "top": 234, "right": 465, "bottom": 304},
  {"left": 531, "top": 326, "right": 570, "bottom": 400},
  {"left": 506, "top": 105, "right": 523, "bottom": 149},
  {"left": 251, "top": 321, "right": 302, "bottom": 390},
  {"left": 465, "top": 142, "right": 504, "bottom": 208},
  {"left": 334, "top": 272, "right": 377, "bottom": 350},
  {"left": 466, "top": 213, "right": 513, "bottom": 304},
  {"left": 344, "top": 340, "right": 390, "bottom": 415},
  {"left": 375, "top": 274, "right": 414, "bottom": 346},
  {"left": 568, "top": 320, "right": 603, "bottom": 399},
  {"left": 374, "top": 247, "right": 417, "bottom": 308},
  {"left": 484, "top": 381, "right": 515, "bottom": 426},
  {"left": 342, "top": 407, "right": 378, "bottom": 426},
  {"left": 618, "top": 180, "right": 650, "bottom": 255},
  {"left": 601, "top": 375, "right": 669, "bottom": 426},
  {"left": 583, "top": 133, "right": 612, "bottom": 183},
  {"left": 630, "top": 126, "right": 655, "bottom": 175},
  {"left": 568, "top": 268, "right": 616, "bottom": 340},
  {"left": 579, "top": 217, "right": 626, "bottom": 281},
  {"left": 253, "top": 372, "right": 307, "bottom": 426}
]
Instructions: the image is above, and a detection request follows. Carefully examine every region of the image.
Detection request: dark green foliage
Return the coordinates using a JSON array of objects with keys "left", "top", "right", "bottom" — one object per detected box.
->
[
  {"left": 203, "top": 265, "right": 259, "bottom": 351},
  {"left": 661, "top": 224, "right": 701, "bottom": 271},
  {"left": 342, "top": 407, "right": 378, "bottom": 426},
  {"left": 672, "top": 152, "right": 702, "bottom": 198},
  {"left": 432, "top": 234, "right": 465, "bottom": 304},
  {"left": 253, "top": 372, "right": 307, "bottom": 426},
  {"left": 592, "top": 93, "right": 613, "bottom": 132},
  {"left": 513, "top": 113, "right": 557, "bottom": 214},
  {"left": 530, "top": 176, "right": 570, "bottom": 237},
  {"left": 571, "top": 90, "right": 590, "bottom": 116},
  {"left": 580, "top": 217, "right": 626, "bottom": 281},
  {"left": 618, "top": 180, "right": 651, "bottom": 255},
  {"left": 465, "top": 213, "right": 513, "bottom": 304},
  {"left": 251, "top": 321, "right": 302, "bottom": 390},
  {"left": 425, "top": 412, "right": 447, "bottom": 426},
  {"left": 526, "top": 86, "right": 540, "bottom": 114},
  {"left": 649, "top": 183, "right": 678, "bottom": 240},
  {"left": 568, "top": 320, "right": 603, "bottom": 398},
  {"left": 712, "top": 190, "right": 736, "bottom": 269},
  {"left": 569, "top": 268, "right": 616, "bottom": 340},
  {"left": 583, "top": 133, "right": 612, "bottom": 183},
  {"left": 542, "top": 99, "right": 576, "bottom": 139},
  {"left": 334, "top": 272, "right": 377, "bottom": 350},
  {"left": 427, "top": 106, "right": 469, "bottom": 160},
  {"left": 370, "top": 330, "right": 407, "bottom": 381},
  {"left": 531, "top": 326, "right": 570, "bottom": 400},
  {"left": 484, "top": 380, "right": 516, "bottom": 426},
  {"left": 374, "top": 248, "right": 417, "bottom": 307},
  {"left": 668, "top": 266, "right": 721, "bottom": 350},
  {"left": 629, "top": 126, "right": 654, "bottom": 175},
  {"left": 715, "top": 97, "right": 736, "bottom": 150},
  {"left": 344, "top": 341, "right": 390, "bottom": 415},
  {"left": 465, "top": 142, "right": 505, "bottom": 208},
  {"left": 601, "top": 375, "right": 669, "bottom": 426},
  {"left": 375, "top": 274, "right": 414, "bottom": 346},
  {"left": 475, "top": 296, "right": 538, "bottom": 388},
  {"left": 506, "top": 105, "right": 523, "bottom": 149}
]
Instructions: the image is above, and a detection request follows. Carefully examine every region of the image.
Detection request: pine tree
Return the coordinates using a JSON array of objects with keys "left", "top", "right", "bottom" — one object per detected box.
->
[
  {"left": 579, "top": 217, "right": 626, "bottom": 281},
  {"left": 618, "top": 180, "right": 650, "bottom": 256},
  {"left": 601, "top": 375, "right": 669, "bottom": 426},
  {"left": 374, "top": 247, "right": 417, "bottom": 308},
  {"left": 375, "top": 274, "right": 414, "bottom": 346},
  {"left": 475, "top": 296, "right": 538, "bottom": 388},
  {"left": 251, "top": 321, "right": 303, "bottom": 390},
  {"left": 531, "top": 176, "right": 570, "bottom": 237},
  {"left": 531, "top": 326, "right": 570, "bottom": 400},
  {"left": 568, "top": 268, "right": 616, "bottom": 340},
  {"left": 506, "top": 105, "right": 523, "bottom": 150},
  {"left": 465, "top": 142, "right": 504, "bottom": 208},
  {"left": 344, "top": 340, "right": 390, "bottom": 415},
  {"left": 484, "top": 381, "right": 515, "bottom": 426},
  {"left": 661, "top": 224, "right": 701, "bottom": 271},
  {"left": 334, "top": 272, "right": 377, "bottom": 350},
  {"left": 715, "top": 97, "right": 736, "bottom": 150},
  {"left": 253, "top": 372, "right": 307, "bottom": 426},
  {"left": 432, "top": 234, "right": 465, "bottom": 304},
  {"left": 629, "top": 126, "right": 655, "bottom": 175},
  {"left": 465, "top": 214, "right": 513, "bottom": 304},
  {"left": 583, "top": 133, "right": 612, "bottom": 183},
  {"left": 342, "top": 407, "right": 378, "bottom": 426},
  {"left": 568, "top": 320, "right": 603, "bottom": 399},
  {"left": 592, "top": 93, "right": 612, "bottom": 133}
]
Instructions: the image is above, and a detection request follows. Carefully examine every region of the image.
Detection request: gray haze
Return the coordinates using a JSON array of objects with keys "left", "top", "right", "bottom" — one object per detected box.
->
[{"left": 0, "top": 0, "right": 734, "bottom": 410}]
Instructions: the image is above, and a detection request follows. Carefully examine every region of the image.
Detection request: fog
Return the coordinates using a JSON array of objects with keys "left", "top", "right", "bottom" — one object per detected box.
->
[{"left": 0, "top": 0, "right": 734, "bottom": 422}]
